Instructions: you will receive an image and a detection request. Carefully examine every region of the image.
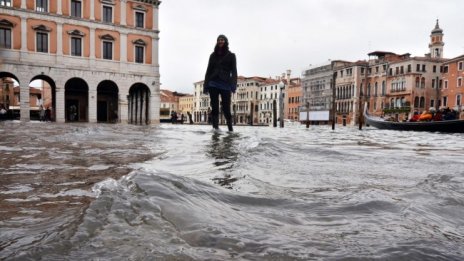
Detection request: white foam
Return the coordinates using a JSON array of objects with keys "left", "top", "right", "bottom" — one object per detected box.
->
[{"left": 88, "top": 165, "right": 111, "bottom": 171}]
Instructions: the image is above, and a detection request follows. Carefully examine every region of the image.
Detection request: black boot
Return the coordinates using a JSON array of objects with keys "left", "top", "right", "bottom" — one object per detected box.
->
[
  {"left": 212, "top": 115, "right": 219, "bottom": 129},
  {"left": 227, "top": 121, "right": 233, "bottom": 132}
]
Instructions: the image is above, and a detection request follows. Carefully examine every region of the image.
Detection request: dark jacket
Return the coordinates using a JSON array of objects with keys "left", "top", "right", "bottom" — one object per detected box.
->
[{"left": 204, "top": 51, "right": 237, "bottom": 93}]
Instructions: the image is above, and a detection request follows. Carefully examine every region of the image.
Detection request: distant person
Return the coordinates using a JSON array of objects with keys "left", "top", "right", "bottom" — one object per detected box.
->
[
  {"left": 187, "top": 111, "right": 193, "bottom": 124},
  {"left": 39, "top": 105, "right": 45, "bottom": 121},
  {"left": 204, "top": 34, "right": 237, "bottom": 132},
  {"left": 180, "top": 113, "right": 184, "bottom": 124},
  {"left": 0, "top": 105, "right": 6, "bottom": 120},
  {"left": 45, "top": 107, "right": 51, "bottom": 122},
  {"left": 171, "top": 111, "right": 178, "bottom": 124}
]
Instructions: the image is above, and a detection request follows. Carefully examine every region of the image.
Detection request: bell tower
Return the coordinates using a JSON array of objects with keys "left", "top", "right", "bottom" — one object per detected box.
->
[{"left": 429, "top": 19, "right": 444, "bottom": 58}]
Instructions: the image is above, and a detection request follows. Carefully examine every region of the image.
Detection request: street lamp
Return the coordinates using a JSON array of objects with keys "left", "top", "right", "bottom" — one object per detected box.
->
[{"left": 279, "top": 81, "right": 285, "bottom": 128}]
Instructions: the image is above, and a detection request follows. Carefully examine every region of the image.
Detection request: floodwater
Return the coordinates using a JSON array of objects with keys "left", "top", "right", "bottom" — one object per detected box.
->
[{"left": 1, "top": 121, "right": 464, "bottom": 260}]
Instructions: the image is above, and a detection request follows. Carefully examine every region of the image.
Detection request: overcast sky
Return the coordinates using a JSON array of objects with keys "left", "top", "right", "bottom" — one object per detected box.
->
[{"left": 159, "top": 0, "right": 464, "bottom": 94}]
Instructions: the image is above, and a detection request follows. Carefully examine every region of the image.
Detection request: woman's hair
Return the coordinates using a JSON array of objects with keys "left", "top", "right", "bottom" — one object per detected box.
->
[{"left": 214, "top": 34, "right": 229, "bottom": 54}]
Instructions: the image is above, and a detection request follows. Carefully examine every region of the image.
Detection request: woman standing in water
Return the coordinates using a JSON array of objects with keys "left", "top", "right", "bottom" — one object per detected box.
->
[{"left": 204, "top": 34, "right": 237, "bottom": 132}]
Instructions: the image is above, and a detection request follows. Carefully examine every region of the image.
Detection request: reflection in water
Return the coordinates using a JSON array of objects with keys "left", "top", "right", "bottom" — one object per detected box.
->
[{"left": 207, "top": 131, "right": 240, "bottom": 188}]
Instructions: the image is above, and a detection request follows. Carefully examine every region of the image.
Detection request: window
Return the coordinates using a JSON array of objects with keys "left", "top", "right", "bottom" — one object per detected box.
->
[
  {"left": 71, "top": 0, "right": 82, "bottom": 17},
  {"left": 430, "top": 99, "right": 435, "bottom": 108},
  {"left": 71, "top": 37, "right": 82, "bottom": 56},
  {"left": 422, "top": 64, "right": 426, "bottom": 72},
  {"left": 36, "top": 32, "right": 48, "bottom": 53},
  {"left": 36, "top": 0, "right": 48, "bottom": 12},
  {"left": 443, "top": 96, "right": 448, "bottom": 107},
  {"left": 416, "top": 64, "right": 420, "bottom": 72},
  {"left": 407, "top": 64, "right": 411, "bottom": 73},
  {"left": 457, "top": 95, "right": 462, "bottom": 106},
  {"left": 433, "top": 65, "right": 437, "bottom": 73},
  {"left": 135, "top": 45, "right": 144, "bottom": 63},
  {"left": 0, "top": 0, "right": 11, "bottom": 7},
  {"left": 102, "top": 41, "right": 112, "bottom": 59},
  {"left": 459, "top": 62, "right": 463, "bottom": 71},
  {"left": 135, "top": 12, "right": 144, "bottom": 28},
  {"left": 432, "top": 79, "right": 435, "bottom": 88},
  {"left": 443, "top": 66, "right": 449, "bottom": 73},
  {"left": 458, "top": 78, "right": 463, "bottom": 87},
  {"left": 103, "top": 5, "right": 112, "bottom": 23},
  {"left": 444, "top": 80, "right": 448, "bottom": 89},
  {"left": 0, "top": 28, "right": 11, "bottom": 49}
]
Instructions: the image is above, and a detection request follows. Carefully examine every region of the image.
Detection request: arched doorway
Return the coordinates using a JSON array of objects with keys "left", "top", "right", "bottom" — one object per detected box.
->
[
  {"left": 65, "top": 78, "right": 89, "bottom": 122},
  {"left": 0, "top": 72, "right": 20, "bottom": 120},
  {"left": 30, "top": 75, "right": 56, "bottom": 121},
  {"left": 128, "top": 83, "right": 150, "bottom": 125},
  {"left": 97, "top": 80, "right": 119, "bottom": 123}
]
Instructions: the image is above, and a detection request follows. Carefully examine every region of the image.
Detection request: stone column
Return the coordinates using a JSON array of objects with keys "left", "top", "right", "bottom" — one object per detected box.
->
[
  {"left": 120, "top": 32, "right": 127, "bottom": 62},
  {"left": 141, "top": 90, "right": 146, "bottom": 124},
  {"left": 21, "top": 17, "right": 27, "bottom": 52},
  {"left": 90, "top": 0, "right": 95, "bottom": 20},
  {"left": 90, "top": 28, "right": 96, "bottom": 59},
  {"left": 21, "top": 0, "right": 26, "bottom": 9},
  {"left": 153, "top": 3, "right": 159, "bottom": 31},
  {"left": 120, "top": 0, "right": 127, "bottom": 26},
  {"left": 19, "top": 82, "right": 30, "bottom": 121},
  {"left": 152, "top": 37, "right": 159, "bottom": 67},
  {"left": 57, "top": 22, "right": 63, "bottom": 55},
  {"left": 88, "top": 87, "right": 97, "bottom": 123},
  {"left": 55, "top": 83, "right": 65, "bottom": 123},
  {"left": 119, "top": 93, "right": 128, "bottom": 124},
  {"left": 57, "top": 0, "right": 62, "bottom": 15},
  {"left": 150, "top": 90, "right": 160, "bottom": 124}
]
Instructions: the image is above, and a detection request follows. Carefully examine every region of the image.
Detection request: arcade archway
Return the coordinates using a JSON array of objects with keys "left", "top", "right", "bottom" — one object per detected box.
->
[
  {"left": 30, "top": 75, "right": 56, "bottom": 121},
  {"left": 0, "top": 72, "right": 19, "bottom": 120},
  {"left": 128, "top": 83, "right": 150, "bottom": 125},
  {"left": 65, "top": 78, "right": 88, "bottom": 122},
  {"left": 97, "top": 80, "right": 119, "bottom": 123}
]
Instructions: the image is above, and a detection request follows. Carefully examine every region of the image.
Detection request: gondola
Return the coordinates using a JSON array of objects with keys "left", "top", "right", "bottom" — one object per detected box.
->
[{"left": 363, "top": 105, "right": 464, "bottom": 133}]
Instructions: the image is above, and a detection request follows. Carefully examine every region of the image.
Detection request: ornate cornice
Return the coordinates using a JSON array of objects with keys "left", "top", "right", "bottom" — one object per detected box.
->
[
  {"left": 32, "top": 24, "right": 52, "bottom": 32},
  {"left": 67, "top": 29, "right": 86, "bottom": 37},
  {"left": 0, "top": 19, "right": 15, "bottom": 28},
  {"left": 100, "top": 0, "right": 116, "bottom": 5},
  {"left": 132, "top": 4, "right": 148, "bottom": 12},
  {"left": 133, "top": 0, "right": 161, "bottom": 6},
  {"left": 132, "top": 39, "right": 146, "bottom": 46},
  {"left": 99, "top": 34, "right": 116, "bottom": 40}
]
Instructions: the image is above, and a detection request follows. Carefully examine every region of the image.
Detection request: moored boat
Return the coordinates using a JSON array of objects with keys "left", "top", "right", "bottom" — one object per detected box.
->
[{"left": 364, "top": 106, "right": 464, "bottom": 133}]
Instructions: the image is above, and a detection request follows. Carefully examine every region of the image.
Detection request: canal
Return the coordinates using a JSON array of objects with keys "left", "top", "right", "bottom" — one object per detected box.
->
[{"left": 1, "top": 121, "right": 463, "bottom": 260}]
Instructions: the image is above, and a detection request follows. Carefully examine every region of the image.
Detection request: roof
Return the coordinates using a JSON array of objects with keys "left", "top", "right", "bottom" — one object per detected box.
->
[
  {"left": 431, "top": 19, "right": 443, "bottom": 34},
  {"left": 442, "top": 54, "right": 464, "bottom": 65},
  {"left": 160, "top": 89, "right": 179, "bottom": 103},
  {"left": 368, "top": 51, "right": 397, "bottom": 57}
]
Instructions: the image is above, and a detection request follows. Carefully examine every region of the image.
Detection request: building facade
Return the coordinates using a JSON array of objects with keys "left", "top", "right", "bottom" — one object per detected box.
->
[
  {"left": 0, "top": 0, "right": 161, "bottom": 124},
  {"left": 302, "top": 61, "right": 350, "bottom": 125},
  {"left": 258, "top": 77, "right": 280, "bottom": 125},
  {"left": 159, "top": 89, "right": 178, "bottom": 122},
  {"left": 192, "top": 80, "right": 211, "bottom": 123},
  {"left": 285, "top": 77, "right": 302, "bottom": 121},
  {"left": 233, "top": 76, "right": 264, "bottom": 125},
  {"left": 178, "top": 94, "right": 194, "bottom": 122},
  {"left": 440, "top": 54, "right": 464, "bottom": 115}
]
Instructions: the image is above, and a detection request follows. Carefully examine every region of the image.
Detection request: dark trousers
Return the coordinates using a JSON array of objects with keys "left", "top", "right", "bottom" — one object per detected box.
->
[{"left": 209, "top": 87, "right": 232, "bottom": 130}]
